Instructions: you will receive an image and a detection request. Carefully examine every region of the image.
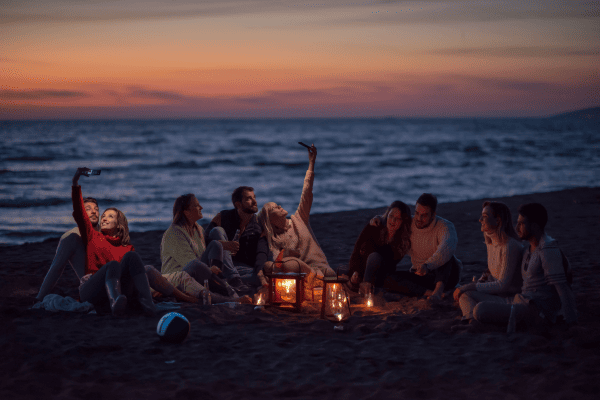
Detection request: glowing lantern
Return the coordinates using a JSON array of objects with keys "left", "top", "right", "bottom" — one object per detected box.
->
[
  {"left": 265, "top": 272, "right": 307, "bottom": 312},
  {"left": 319, "top": 276, "right": 351, "bottom": 321},
  {"left": 366, "top": 292, "right": 374, "bottom": 308}
]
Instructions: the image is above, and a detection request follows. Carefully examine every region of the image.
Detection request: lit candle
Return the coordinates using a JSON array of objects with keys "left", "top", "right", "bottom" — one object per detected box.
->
[{"left": 277, "top": 279, "right": 296, "bottom": 303}]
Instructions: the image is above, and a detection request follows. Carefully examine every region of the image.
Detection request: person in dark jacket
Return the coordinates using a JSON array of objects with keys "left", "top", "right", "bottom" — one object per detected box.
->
[{"left": 205, "top": 186, "right": 269, "bottom": 290}]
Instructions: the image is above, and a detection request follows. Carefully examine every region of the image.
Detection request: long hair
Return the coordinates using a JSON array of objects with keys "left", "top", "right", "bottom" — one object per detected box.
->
[
  {"left": 172, "top": 193, "right": 196, "bottom": 226},
  {"left": 383, "top": 200, "right": 412, "bottom": 255},
  {"left": 102, "top": 207, "right": 130, "bottom": 246},
  {"left": 258, "top": 202, "right": 280, "bottom": 257},
  {"left": 482, "top": 201, "right": 520, "bottom": 244}
]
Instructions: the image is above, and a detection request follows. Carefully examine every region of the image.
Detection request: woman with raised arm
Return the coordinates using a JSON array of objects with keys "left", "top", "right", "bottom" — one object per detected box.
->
[
  {"left": 257, "top": 144, "right": 334, "bottom": 299},
  {"left": 72, "top": 168, "right": 156, "bottom": 317},
  {"left": 346, "top": 200, "right": 412, "bottom": 294},
  {"left": 158, "top": 194, "right": 252, "bottom": 304},
  {"left": 453, "top": 201, "right": 523, "bottom": 321}
]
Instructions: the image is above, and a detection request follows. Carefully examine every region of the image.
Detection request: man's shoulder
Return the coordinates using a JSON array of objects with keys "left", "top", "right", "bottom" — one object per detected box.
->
[
  {"left": 434, "top": 215, "right": 455, "bottom": 230},
  {"left": 62, "top": 226, "right": 81, "bottom": 238},
  {"left": 539, "top": 234, "right": 559, "bottom": 250}
]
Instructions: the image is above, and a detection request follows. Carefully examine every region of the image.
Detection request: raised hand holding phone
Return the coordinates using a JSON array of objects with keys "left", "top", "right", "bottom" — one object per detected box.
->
[{"left": 72, "top": 167, "right": 101, "bottom": 186}]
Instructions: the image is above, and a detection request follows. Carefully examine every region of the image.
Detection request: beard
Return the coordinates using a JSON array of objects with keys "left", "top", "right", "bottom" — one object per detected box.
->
[
  {"left": 415, "top": 218, "right": 433, "bottom": 229},
  {"left": 242, "top": 204, "right": 258, "bottom": 214}
]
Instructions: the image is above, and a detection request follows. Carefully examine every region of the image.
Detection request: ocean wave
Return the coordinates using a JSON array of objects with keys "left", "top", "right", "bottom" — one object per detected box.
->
[{"left": 0, "top": 198, "right": 71, "bottom": 208}]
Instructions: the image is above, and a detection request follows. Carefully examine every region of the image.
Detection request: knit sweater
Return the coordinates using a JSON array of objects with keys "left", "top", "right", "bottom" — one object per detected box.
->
[
  {"left": 476, "top": 236, "right": 523, "bottom": 294},
  {"left": 270, "top": 170, "right": 332, "bottom": 275},
  {"left": 160, "top": 222, "right": 206, "bottom": 274},
  {"left": 72, "top": 185, "right": 134, "bottom": 275},
  {"left": 409, "top": 216, "right": 457, "bottom": 271}
]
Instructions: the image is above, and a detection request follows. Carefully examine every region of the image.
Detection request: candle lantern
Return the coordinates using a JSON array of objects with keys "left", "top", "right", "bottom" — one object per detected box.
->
[
  {"left": 319, "top": 276, "right": 351, "bottom": 321},
  {"left": 265, "top": 271, "right": 307, "bottom": 312}
]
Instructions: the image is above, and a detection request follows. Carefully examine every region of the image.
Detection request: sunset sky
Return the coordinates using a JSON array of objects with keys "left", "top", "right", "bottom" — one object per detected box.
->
[{"left": 2, "top": 0, "right": 599, "bottom": 119}]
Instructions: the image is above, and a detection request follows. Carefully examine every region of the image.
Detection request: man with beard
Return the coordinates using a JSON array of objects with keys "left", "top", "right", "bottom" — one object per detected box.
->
[
  {"left": 36, "top": 197, "right": 100, "bottom": 301},
  {"left": 205, "top": 186, "right": 269, "bottom": 291},
  {"left": 370, "top": 193, "right": 462, "bottom": 301}
]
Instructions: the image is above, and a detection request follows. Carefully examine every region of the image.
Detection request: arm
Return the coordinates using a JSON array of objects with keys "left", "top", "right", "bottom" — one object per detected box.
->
[
  {"left": 554, "top": 283, "right": 578, "bottom": 325},
  {"left": 348, "top": 223, "right": 378, "bottom": 278},
  {"left": 476, "top": 240, "right": 522, "bottom": 294},
  {"left": 541, "top": 246, "right": 577, "bottom": 325},
  {"left": 71, "top": 169, "right": 94, "bottom": 245},
  {"left": 424, "top": 219, "right": 457, "bottom": 270},
  {"left": 161, "top": 226, "right": 203, "bottom": 272},
  {"left": 253, "top": 234, "right": 269, "bottom": 273},
  {"left": 296, "top": 145, "right": 317, "bottom": 222}
]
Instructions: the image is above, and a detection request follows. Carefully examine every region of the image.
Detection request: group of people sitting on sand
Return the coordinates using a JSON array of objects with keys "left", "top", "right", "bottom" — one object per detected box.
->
[{"left": 35, "top": 144, "right": 577, "bottom": 330}]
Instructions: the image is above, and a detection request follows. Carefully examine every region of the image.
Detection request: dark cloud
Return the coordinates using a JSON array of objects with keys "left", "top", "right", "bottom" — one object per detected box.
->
[
  {"left": 2, "top": 1, "right": 598, "bottom": 25},
  {"left": 126, "top": 86, "right": 189, "bottom": 101},
  {"left": 234, "top": 85, "right": 395, "bottom": 106},
  {"left": 429, "top": 46, "right": 600, "bottom": 58},
  {"left": 454, "top": 75, "right": 560, "bottom": 93},
  {"left": 0, "top": 89, "right": 88, "bottom": 100}
]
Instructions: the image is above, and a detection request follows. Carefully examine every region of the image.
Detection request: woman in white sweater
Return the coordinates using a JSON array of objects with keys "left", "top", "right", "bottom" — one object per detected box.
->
[
  {"left": 453, "top": 201, "right": 523, "bottom": 320},
  {"left": 155, "top": 194, "right": 251, "bottom": 304},
  {"left": 257, "top": 144, "right": 334, "bottom": 300}
]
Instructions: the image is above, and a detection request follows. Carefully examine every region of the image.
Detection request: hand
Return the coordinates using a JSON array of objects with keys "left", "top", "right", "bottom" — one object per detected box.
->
[
  {"left": 370, "top": 216, "right": 382, "bottom": 227},
  {"left": 453, "top": 282, "right": 477, "bottom": 302},
  {"left": 284, "top": 249, "right": 301, "bottom": 258},
  {"left": 415, "top": 264, "right": 428, "bottom": 276},
  {"left": 221, "top": 240, "right": 239, "bottom": 255},
  {"left": 72, "top": 167, "right": 90, "bottom": 186},
  {"left": 210, "top": 265, "right": 222, "bottom": 275},
  {"left": 307, "top": 144, "right": 317, "bottom": 163},
  {"left": 453, "top": 287, "right": 463, "bottom": 302}
]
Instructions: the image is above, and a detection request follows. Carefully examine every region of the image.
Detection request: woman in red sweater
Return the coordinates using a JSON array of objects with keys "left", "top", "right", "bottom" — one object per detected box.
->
[{"left": 72, "top": 168, "right": 156, "bottom": 317}]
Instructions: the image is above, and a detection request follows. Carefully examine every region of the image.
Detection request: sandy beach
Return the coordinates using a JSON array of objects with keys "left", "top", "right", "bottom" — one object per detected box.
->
[{"left": 1, "top": 187, "right": 599, "bottom": 399}]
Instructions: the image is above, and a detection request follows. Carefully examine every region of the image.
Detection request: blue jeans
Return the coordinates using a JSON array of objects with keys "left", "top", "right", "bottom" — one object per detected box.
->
[
  {"left": 208, "top": 227, "right": 241, "bottom": 281},
  {"left": 208, "top": 227, "right": 264, "bottom": 286}
]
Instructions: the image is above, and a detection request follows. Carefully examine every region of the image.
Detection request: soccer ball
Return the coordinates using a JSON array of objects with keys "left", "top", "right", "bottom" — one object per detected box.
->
[{"left": 156, "top": 312, "right": 190, "bottom": 343}]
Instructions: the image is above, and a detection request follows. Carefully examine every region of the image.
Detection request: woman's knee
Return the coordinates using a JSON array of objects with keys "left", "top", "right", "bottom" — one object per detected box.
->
[
  {"left": 121, "top": 251, "right": 145, "bottom": 275},
  {"left": 366, "top": 252, "right": 383, "bottom": 265},
  {"left": 207, "top": 240, "right": 223, "bottom": 253},
  {"left": 208, "top": 227, "right": 227, "bottom": 241}
]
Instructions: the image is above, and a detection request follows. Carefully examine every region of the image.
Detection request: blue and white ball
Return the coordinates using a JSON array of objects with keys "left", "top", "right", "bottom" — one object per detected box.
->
[{"left": 157, "top": 312, "right": 190, "bottom": 343}]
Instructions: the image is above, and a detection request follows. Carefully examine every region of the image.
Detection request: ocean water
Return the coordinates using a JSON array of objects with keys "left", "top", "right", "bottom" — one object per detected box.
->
[{"left": 1, "top": 117, "right": 598, "bottom": 246}]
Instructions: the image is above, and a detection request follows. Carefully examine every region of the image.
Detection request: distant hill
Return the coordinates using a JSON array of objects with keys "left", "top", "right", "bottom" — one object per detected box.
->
[{"left": 550, "top": 106, "right": 600, "bottom": 120}]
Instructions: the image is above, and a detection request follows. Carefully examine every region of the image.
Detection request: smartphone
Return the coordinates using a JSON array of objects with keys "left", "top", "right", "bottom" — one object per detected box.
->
[
  {"left": 298, "top": 142, "right": 311, "bottom": 149},
  {"left": 83, "top": 170, "right": 101, "bottom": 176}
]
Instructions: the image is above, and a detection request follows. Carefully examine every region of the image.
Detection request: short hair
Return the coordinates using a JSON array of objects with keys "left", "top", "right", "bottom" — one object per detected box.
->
[
  {"left": 231, "top": 186, "right": 254, "bottom": 207},
  {"left": 83, "top": 197, "right": 98, "bottom": 207},
  {"left": 173, "top": 194, "right": 196, "bottom": 226},
  {"left": 518, "top": 203, "right": 548, "bottom": 231},
  {"left": 416, "top": 193, "right": 437, "bottom": 214}
]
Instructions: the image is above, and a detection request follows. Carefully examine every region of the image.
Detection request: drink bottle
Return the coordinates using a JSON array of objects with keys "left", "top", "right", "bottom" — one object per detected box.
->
[{"left": 203, "top": 279, "right": 212, "bottom": 306}]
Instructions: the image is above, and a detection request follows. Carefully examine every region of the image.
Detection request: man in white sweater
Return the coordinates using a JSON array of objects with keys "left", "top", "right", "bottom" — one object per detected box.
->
[{"left": 373, "top": 193, "right": 462, "bottom": 300}]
